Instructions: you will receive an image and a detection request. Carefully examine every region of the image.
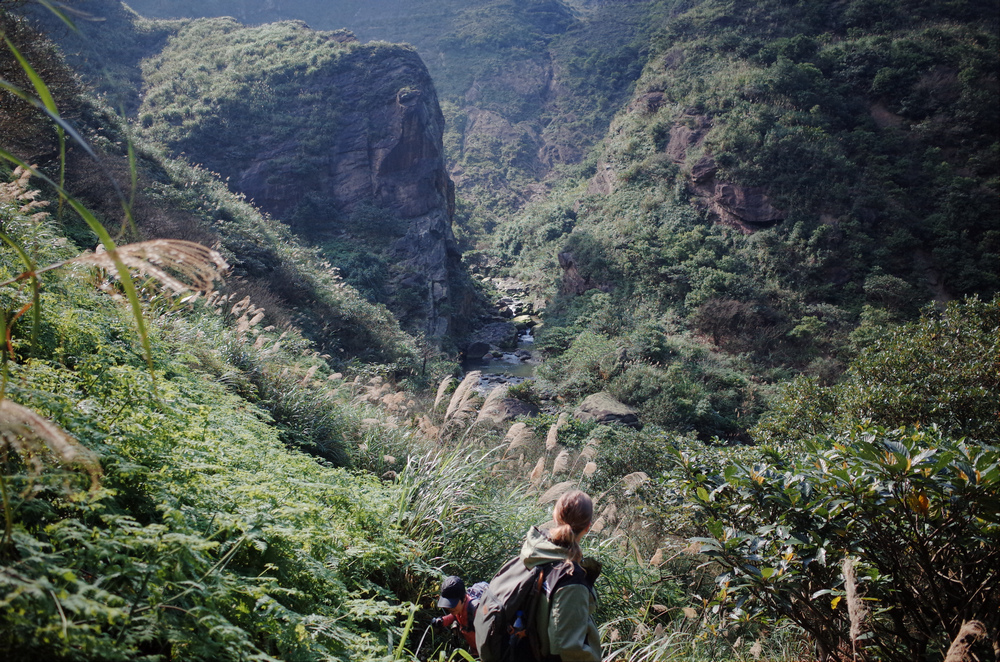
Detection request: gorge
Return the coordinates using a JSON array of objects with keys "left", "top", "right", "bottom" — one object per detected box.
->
[{"left": 1, "top": 0, "right": 997, "bottom": 660}]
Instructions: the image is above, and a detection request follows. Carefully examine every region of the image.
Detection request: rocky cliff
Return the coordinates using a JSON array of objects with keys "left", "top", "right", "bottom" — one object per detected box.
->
[{"left": 134, "top": 19, "right": 467, "bottom": 337}]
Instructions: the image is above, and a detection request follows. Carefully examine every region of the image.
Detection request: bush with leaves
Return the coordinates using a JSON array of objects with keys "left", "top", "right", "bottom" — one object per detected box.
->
[
  {"left": 755, "top": 296, "right": 1000, "bottom": 445},
  {"left": 666, "top": 425, "right": 999, "bottom": 661}
]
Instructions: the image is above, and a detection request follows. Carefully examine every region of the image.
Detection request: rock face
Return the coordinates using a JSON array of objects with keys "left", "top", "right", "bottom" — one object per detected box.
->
[
  {"left": 558, "top": 251, "right": 611, "bottom": 296},
  {"left": 466, "top": 322, "right": 519, "bottom": 353},
  {"left": 138, "top": 21, "right": 467, "bottom": 337},
  {"left": 574, "top": 392, "right": 642, "bottom": 429},
  {"left": 666, "top": 115, "right": 784, "bottom": 231}
]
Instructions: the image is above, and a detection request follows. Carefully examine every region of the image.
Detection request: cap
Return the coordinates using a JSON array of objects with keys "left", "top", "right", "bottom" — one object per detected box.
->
[{"left": 437, "top": 575, "right": 466, "bottom": 609}]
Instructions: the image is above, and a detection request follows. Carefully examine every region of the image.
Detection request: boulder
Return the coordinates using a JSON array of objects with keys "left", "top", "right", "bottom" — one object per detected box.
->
[
  {"left": 574, "top": 392, "right": 642, "bottom": 429},
  {"left": 464, "top": 341, "right": 491, "bottom": 360},
  {"left": 477, "top": 398, "right": 540, "bottom": 425},
  {"left": 511, "top": 315, "right": 538, "bottom": 330},
  {"left": 468, "top": 321, "right": 519, "bottom": 350}
]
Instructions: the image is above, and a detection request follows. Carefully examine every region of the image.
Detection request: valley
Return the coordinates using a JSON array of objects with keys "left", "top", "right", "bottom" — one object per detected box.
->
[{"left": 0, "top": 1, "right": 997, "bottom": 660}]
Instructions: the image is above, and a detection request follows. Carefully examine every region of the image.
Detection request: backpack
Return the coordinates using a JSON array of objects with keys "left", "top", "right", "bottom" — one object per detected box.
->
[
  {"left": 467, "top": 581, "right": 489, "bottom": 602},
  {"left": 474, "top": 557, "right": 580, "bottom": 662}
]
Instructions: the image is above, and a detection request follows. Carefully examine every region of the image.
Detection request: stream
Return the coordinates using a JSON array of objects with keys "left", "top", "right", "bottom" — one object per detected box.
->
[{"left": 460, "top": 278, "right": 540, "bottom": 389}]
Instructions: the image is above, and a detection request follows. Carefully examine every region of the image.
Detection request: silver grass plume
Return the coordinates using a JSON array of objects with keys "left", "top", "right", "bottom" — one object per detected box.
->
[
  {"left": 545, "top": 412, "right": 569, "bottom": 451},
  {"left": 503, "top": 422, "right": 532, "bottom": 455},
  {"left": 445, "top": 371, "right": 480, "bottom": 422},
  {"left": 538, "top": 480, "right": 577, "bottom": 504},
  {"left": 552, "top": 449, "right": 571, "bottom": 474},
  {"left": 842, "top": 557, "right": 869, "bottom": 658},
  {"left": 474, "top": 384, "right": 509, "bottom": 426},
  {"left": 433, "top": 376, "right": 456, "bottom": 410},
  {"left": 545, "top": 422, "right": 559, "bottom": 451},
  {"left": 78, "top": 240, "right": 229, "bottom": 296},
  {"left": 0, "top": 399, "right": 101, "bottom": 490},
  {"left": 623, "top": 471, "right": 649, "bottom": 491},
  {"left": 528, "top": 455, "right": 546, "bottom": 485},
  {"left": 944, "top": 621, "right": 986, "bottom": 662}
]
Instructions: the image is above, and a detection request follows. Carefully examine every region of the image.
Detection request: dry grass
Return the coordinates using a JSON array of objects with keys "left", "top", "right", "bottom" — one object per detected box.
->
[
  {"left": 943, "top": 621, "right": 986, "bottom": 662},
  {"left": 842, "top": 557, "right": 869, "bottom": 659},
  {"left": 433, "top": 376, "right": 456, "bottom": 410},
  {"left": 76, "top": 239, "right": 229, "bottom": 296},
  {"left": 0, "top": 399, "right": 102, "bottom": 491}
]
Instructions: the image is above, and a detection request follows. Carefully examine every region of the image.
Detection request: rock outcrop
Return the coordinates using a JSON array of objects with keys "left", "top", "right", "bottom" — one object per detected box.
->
[
  {"left": 558, "top": 251, "right": 611, "bottom": 296},
  {"left": 137, "top": 20, "right": 467, "bottom": 337},
  {"left": 476, "top": 397, "right": 541, "bottom": 425},
  {"left": 465, "top": 321, "right": 519, "bottom": 353},
  {"left": 664, "top": 115, "right": 784, "bottom": 231}
]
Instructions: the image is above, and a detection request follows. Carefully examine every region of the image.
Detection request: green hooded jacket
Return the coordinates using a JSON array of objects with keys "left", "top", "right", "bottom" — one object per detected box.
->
[{"left": 519, "top": 527, "right": 602, "bottom": 662}]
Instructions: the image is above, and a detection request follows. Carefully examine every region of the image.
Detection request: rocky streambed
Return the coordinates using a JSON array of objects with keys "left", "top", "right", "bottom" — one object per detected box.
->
[{"left": 462, "top": 277, "right": 542, "bottom": 388}]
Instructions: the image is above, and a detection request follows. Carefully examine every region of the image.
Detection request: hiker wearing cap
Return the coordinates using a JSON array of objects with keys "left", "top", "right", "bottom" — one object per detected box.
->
[
  {"left": 433, "top": 575, "right": 486, "bottom": 655},
  {"left": 521, "top": 489, "right": 602, "bottom": 661}
]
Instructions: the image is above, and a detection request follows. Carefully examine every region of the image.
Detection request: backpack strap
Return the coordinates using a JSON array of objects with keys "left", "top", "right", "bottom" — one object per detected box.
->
[{"left": 541, "top": 560, "right": 587, "bottom": 599}]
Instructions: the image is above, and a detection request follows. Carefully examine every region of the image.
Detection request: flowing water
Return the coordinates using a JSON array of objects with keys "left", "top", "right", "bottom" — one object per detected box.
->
[{"left": 462, "top": 328, "right": 537, "bottom": 380}]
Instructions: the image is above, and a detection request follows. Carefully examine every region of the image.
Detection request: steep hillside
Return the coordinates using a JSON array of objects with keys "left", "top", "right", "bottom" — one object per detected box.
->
[
  {"left": 492, "top": 0, "right": 999, "bottom": 437},
  {"left": 136, "top": 19, "right": 472, "bottom": 338},
  {"left": 3, "top": 3, "right": 998, "bottom": 660},
  {"left": 115, "top": 0, "right": 656, "bottom": 240},
  {"left": 24, "top": 2, "right": 480, "bottom": 340},
  {"left": 1, "top": 9, "right": 419, "bottom": 369}
]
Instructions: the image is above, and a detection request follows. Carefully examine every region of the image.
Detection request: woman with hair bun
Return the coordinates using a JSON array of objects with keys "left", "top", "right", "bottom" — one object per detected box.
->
[{"left": 519, "top": 489, "right": 602, "bottom": 661}]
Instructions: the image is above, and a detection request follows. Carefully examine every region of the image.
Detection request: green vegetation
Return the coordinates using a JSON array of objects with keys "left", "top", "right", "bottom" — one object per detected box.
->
[
  {"left": 119, "top": 0, "right": 657, "bottom": 245},
  {"left": 665, "top": 298, "right": 1000, "bottom": 661},
  {"left": 492, "top": 0, "right": 999, "bottom": 439},
  {"left": 669, "top": 425, "right": 998, "bottom": 661},
  {"left": 3, "top": 1, "right": 998, "bottom": 660}
]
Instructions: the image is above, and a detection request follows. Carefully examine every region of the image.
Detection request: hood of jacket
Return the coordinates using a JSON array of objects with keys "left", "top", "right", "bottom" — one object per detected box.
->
[{"left": 519, "top": 526, "right": 571, "bottom": 570}]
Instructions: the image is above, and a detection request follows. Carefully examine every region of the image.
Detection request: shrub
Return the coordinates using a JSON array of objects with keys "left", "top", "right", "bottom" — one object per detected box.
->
[
  {"left": 667, "top": 425, "right": 1000, "bottom": 661},
  {"left": 755, "top": 296, "right": 1000, "bottom": 444}
]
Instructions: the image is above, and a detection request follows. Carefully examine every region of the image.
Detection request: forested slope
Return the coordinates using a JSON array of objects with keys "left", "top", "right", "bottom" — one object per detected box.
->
[
  {"left": 2, "top": 1, "right": 998, "bottom": 661},
  {"left": 494, "top": 0, "right": 999, "bottom": 437}
]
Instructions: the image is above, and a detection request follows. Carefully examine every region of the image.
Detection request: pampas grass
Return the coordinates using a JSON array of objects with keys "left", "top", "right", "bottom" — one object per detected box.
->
[
  {"left": 445, "top": 371, "right": 480, "bottom": 422},
  {"left": 553, "top": 449, "right": 571, "bottom": 474},
  {"left": 545, "top": 422, "right": 560, "bottom": 450},
  {"left": 843, "top": 557, "right": 868, "bottom": 658},
  {"left": 943, "top": 621, "right": 986, "bottom": 662},
  {"left": 473, "top": 384, "right": 509, "bottom": 426},
  {"left": 528, "top": 456, "right": 546, "bottom": 485},
  {"left": 503, "top": 422, "right": 532, "bottom": 455},
  {"left": 433, "top": 376, "right": 456, "bottom": 410},
  {"left": 71, "top": 239, "right": 229, "bottom": 296},
  {"left": 538, "top": 480, "right": 577, "bottom": 504},
  {"left": 0, "top": 399, "right": 102, "bottom": 489},
  {"left": 623, "top": 471, "right": 649, "bottom": 491}
]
